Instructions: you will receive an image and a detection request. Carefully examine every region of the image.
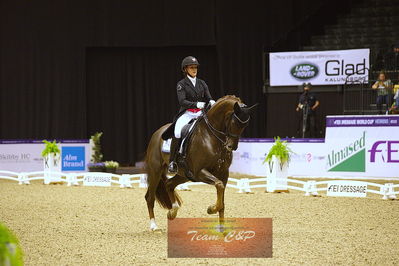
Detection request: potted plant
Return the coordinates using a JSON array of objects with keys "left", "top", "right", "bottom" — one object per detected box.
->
[
  {"left": 104, "top": 161, "right": 119, "bottom": 174},
  {"left": 87, "top": 132, "right": 105, "bottom": 172},
  {"left": 42, "top": 140, "right": 61, "bottom": 171},
  {"left": 263, "top": 137, "right": 293, "bottom": 192}
]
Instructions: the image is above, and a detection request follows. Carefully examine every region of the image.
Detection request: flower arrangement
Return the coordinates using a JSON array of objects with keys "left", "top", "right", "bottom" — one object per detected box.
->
[
  {"left": 263, "top": 137, "right": 293, "bottom": 167},
  {"left": 104, "top": 161, "right": 119, "bottom": 173},
  {"left": 104, "top": 161, "right": 119, "bottom": 169}
]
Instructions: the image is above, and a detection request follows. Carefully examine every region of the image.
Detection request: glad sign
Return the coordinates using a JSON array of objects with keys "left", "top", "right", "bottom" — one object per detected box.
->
[{"left": 269, "top": 49, "right": 369, "bottom": 86}]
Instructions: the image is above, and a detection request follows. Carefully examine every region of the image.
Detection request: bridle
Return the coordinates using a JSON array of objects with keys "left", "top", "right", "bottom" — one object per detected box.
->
[{"left": 202, "top": 108, "right": 250, "bottom": 151}]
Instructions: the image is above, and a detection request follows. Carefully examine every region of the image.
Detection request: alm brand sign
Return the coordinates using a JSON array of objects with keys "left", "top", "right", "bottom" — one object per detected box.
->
[
  {"left": 62, "top": 146, "right": 85, "bottom": 171},
  {"left": 327, "top": 131, "right": 366, "bottom": 172},
  {"left": 290, "top": 63, "right": 318, "bottom": 80}
]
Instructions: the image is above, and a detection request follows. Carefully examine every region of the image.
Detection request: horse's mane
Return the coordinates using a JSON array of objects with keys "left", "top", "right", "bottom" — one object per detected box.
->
[{"left": 216, "top": 95, "right": 242, "bottom": 104}]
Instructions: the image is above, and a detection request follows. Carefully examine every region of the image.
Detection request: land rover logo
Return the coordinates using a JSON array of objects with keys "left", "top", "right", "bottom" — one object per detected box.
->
[{"left": 291, "top": 63, "right": 318, "bottom": 79}]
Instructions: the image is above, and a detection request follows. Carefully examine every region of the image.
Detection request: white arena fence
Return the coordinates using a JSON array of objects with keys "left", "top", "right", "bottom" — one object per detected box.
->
[{"left": 0, "top": 171, "right": 397, "bottom": 200}]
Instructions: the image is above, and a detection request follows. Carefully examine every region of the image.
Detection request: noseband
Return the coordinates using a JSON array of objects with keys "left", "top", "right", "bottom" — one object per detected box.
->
[{"left": 203, "top": 110, "right": 249, "bottom": 150}]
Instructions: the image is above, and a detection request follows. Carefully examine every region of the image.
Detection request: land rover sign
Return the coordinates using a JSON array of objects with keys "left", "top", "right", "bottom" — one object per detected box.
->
[
  {"left": 269, "top": 49, "right": 369, "bottom": 86},
  {"left": 291, "top": 63, "right": 318, "bottom": 79}
]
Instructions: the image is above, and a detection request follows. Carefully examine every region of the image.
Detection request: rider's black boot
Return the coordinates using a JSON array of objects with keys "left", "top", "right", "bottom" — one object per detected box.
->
[{"left": 168, "top": 138, "right": 180, "bottom": 176}]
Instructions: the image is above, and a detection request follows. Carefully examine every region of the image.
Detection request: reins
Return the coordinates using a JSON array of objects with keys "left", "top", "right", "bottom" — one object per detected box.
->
[{"left": 202, "top": 106, "right": 249, "bottom": 150}]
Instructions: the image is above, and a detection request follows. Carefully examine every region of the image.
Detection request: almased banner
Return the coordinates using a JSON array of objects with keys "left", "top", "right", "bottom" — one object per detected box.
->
[
  {"left": 324, "top": 115, "right": 399, "bottom": 178},
  {"left": 269, "top": 49, "right": 369, "bottom": 86}
]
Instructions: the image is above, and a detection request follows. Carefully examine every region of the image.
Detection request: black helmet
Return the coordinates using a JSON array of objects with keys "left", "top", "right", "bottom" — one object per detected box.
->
[{"left": 181, "top": 56, "right": 199, "bottom": 71}]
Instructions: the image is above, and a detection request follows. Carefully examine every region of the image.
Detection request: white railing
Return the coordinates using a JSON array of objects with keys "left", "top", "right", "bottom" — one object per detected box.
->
[
  {"left": 0, "top": 171, "right": 397, "bottom": 200},
  {"left": 0, "top": 170, "right": 147, "bottom": 188}
]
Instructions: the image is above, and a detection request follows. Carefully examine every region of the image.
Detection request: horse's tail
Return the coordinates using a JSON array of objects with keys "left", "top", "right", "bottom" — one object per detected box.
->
[{"left": 155, "top": 179, "right": 182, "bottom": 209}]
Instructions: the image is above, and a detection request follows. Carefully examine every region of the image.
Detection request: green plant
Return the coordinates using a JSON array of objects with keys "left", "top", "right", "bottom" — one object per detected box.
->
[
  {"left": 41, "top": 140, "right": 60, "bottom": 157},
  {"left": 0, "top": 223, "right": 23, "bottom": 266},
  {"left": 90, "top": 132, "right": 103, "bottom": 163},
  {"left": 104, "top": 161, "right": 119, "bottom": 169},
  {"left": 263, "top": 137, "right": 293, "bottom": 166}
]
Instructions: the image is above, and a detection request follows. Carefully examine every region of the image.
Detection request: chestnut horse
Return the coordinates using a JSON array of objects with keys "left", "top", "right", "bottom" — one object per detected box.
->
[{"left": 144, "top": 95, "right": 257, "bottom": 231}]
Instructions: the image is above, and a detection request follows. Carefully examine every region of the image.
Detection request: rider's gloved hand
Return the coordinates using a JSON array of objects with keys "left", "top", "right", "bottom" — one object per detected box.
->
[
  {"left": 196, "top": 102, "right": 206, "bottom": 109},
  {"left": 209, "top": 100, "right": 216, "bottom": 106}
]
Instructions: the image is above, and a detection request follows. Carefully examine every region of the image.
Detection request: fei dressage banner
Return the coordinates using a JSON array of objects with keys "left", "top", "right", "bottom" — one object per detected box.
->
[
  {"left": 269, "top": 49, "right": 369, "bottom": 86},
  {"left": 0, "top": 140, "right": 92, "bottom": 172},
  {"left": 325, "top": 115, "right": 399, "bottom": 179}
]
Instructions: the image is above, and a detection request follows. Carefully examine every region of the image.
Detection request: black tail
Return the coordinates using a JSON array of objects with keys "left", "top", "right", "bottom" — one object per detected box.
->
[{"left": 155, "top": 179, "right": 182, "bottom": 209}]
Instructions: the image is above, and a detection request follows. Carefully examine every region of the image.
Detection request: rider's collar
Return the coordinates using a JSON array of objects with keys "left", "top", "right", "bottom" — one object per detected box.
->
[{"left": 187, "top": 75, "right": 196, "bottom": 87}]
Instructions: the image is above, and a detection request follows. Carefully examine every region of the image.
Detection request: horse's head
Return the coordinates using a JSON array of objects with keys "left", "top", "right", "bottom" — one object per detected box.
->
[
  {"left": 207, "top": 96, "right": 258, "bottom": 152},
  {"left": 224, "top": 102, "right": 258, "bottom": 151}
]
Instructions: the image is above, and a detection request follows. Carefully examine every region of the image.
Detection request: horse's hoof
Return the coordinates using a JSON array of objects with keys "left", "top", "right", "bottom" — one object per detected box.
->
[
  {"left": 167, "top": 207, "right": 178, "bottom": 220},
  {"left": 207, "top": 205, "right": 217, "bottom": 214}
]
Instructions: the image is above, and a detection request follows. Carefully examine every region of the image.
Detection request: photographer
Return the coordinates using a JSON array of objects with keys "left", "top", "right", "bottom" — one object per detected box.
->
[
  {"left": 372, "top": 72, "right": 392, "bottom": 114},
  {"left": 296, "top": 83, "right": 319, "bottom": 138}
]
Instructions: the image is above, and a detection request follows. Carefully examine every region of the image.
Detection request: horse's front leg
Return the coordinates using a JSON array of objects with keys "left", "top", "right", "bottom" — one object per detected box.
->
[{"left": 197, "top": 169, "right": 225, "bottom": 215}]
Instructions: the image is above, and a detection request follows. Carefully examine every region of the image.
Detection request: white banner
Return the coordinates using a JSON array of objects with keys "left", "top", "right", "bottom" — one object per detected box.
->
[
  {"left": 324, "top": 115, "right": 399, "bottom": 178},
  {"left": 230, "top": 139, "right": 326, "bottom": 177},
  {"left": 326, "top": 180, "right": 367, "bottom": 197},
  {"left": 0, "top": 140, "right": 92, "bottom": 172},
  {"left": 269, "top": 49, "right": 369, "bottom": 86}
]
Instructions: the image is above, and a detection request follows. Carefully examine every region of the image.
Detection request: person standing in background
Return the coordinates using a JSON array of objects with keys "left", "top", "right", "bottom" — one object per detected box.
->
[
  {"left": 372, "top": 72, "right": 392, "bottom": 114},
  {"left": 296, "top": 83, "right": 320, "bottom": 138}
]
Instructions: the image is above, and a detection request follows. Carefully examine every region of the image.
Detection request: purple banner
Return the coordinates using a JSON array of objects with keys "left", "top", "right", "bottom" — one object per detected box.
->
[
  {"left": 239, "top": 138, "right": 325, "bottom": 143},
  {"left": 326, "top": 116, "right": 399, "bottom": 127},
  {"left": 0, "top": 139, "right": 89, "bottom": 144}
]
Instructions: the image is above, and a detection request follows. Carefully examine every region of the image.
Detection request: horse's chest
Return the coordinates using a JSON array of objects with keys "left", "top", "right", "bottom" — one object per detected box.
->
[{"left": 215, "top": 152, "right": 232, "bottom": 170}]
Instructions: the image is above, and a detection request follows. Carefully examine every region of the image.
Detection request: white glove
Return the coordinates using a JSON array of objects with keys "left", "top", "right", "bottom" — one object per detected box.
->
[
  {"left": 196, "top": 102, "right": 205, "bottom": 109},
  {"left": 209, "top": 100, "right": 216, "bottom": 106}
]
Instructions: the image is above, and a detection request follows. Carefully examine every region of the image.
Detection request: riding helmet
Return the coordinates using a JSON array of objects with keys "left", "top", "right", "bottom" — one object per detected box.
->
[{"left": 181, "top": 56, "right": 199, "bottom": 71}]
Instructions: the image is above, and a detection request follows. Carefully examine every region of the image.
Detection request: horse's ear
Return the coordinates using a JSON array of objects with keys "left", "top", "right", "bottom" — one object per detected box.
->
[
  {"left": 234, "top": 102, "right": 242, "bottom": 115},
  {"left": 243, "top": 103, "right": 259, "bottom": 114}
]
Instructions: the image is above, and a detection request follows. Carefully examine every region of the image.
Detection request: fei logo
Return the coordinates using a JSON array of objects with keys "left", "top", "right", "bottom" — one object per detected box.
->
[
  {"left": 62, "top": 147, "right": 85, "bottom": 171},
  {"left": 368, "top": 141, "right": 399, "bottom": 163}
]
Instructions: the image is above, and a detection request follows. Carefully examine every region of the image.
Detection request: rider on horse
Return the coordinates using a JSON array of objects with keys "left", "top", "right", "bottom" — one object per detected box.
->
[{"left": 167, "top": 56, "right": 215, "bottom": 176}]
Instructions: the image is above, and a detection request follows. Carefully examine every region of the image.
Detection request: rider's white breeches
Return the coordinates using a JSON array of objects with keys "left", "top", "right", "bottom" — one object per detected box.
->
[{"left": 174, "top": 110, "right": 202, "bottom": 138}]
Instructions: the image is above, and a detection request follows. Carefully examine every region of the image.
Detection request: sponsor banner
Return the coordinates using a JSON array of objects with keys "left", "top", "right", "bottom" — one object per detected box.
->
[
  {"left": 0, "top": 140, "right": 91, "bottom": 172},
  {"left": 230, "top": 138, "right": 326, "bottom": 177},
  {"left": 269, "top": 49, "right": 369, "bottom": 86},
  {"left": 168, "top": 218, "right": 272, "bottom": 258},
  {"left": 325, "top": 115, "right": 399, "bottom": 178},
  {"left": 326, "top": 116, "right": 399, "bottom": 127},
  {"left": 326, "top": 180, "right": 367, "bottom": 197},
  {"left": 83, "top": 174, "right": 112, "bottom": 187}
]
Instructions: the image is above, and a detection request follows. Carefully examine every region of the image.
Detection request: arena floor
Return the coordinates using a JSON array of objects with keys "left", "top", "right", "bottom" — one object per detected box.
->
[{"left": 0, "top": 179, "right": 398, "bottom": 265}]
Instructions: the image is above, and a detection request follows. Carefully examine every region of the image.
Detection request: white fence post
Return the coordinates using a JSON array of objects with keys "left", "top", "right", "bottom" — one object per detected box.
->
[
  {"left": 304, "top": 181, "right": 318, "bottom": 196},
  {"left": 381, "top": 183, "right": 397, "bottom": 200},
  {"left": 139, "top": 174, "right": 147, "bottom": 188}
]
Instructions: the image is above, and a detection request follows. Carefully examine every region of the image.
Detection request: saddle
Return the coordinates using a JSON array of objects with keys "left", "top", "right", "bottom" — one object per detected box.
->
[{"left": 162, "top": 117, "right": 202, "bottom": 180}]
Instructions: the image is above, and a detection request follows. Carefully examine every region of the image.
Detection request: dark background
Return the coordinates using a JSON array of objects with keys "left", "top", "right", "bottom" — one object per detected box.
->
[{"left": 0, "top": 0, "right": 357, "bottom": 164}]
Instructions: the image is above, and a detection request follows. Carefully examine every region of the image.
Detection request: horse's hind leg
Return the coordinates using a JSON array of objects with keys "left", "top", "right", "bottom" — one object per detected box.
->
[
  {"left": 165, "top": 174, "right": 187, "bottom": 220},
  {"left": 145, "top": 171, "right": 161, "bottom": 231}
]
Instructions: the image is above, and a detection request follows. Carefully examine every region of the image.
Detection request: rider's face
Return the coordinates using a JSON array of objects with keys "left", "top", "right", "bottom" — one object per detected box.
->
[{"left": 186, "top": 65, "right": 198, "bottom": 77}]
